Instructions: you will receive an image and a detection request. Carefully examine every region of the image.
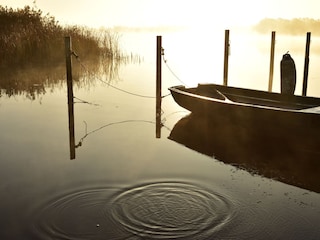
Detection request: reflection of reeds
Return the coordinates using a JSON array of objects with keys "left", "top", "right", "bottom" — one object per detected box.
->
[
  {"left": 0, "top": 64, "right": 65, "bottom": 100},
  {"left": 0, "top": 5, "right": 136, "bottom": 100},
  {"left": 0, "top": 54, "right": 134, "bottom": 100}
]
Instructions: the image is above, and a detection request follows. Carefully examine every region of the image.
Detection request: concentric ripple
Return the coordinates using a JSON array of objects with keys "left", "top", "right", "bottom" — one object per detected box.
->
[
  {"left": 31, "top": 187, "right": 131, "bottom": 240},
  {"left": 110, "top": 182, "right": 235, "bottom": 239},
  {"left": 30, "top": 182, "right": 236, "bottom": 240}
]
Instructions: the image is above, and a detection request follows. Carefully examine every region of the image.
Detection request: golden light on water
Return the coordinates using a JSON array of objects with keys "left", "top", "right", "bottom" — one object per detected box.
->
[{"left": 1, "top": 0, "right": 320, "bottom": 95}]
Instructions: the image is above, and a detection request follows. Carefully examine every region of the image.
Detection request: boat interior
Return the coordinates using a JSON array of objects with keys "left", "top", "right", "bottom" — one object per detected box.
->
[{"left": 182, "top": 84, "right": 320, "bottom": 111}]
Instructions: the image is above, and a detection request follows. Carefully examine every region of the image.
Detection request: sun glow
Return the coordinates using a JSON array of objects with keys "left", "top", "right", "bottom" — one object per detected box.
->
[{"left": 0, "top": 0, "right": 320, "bottom": 29}]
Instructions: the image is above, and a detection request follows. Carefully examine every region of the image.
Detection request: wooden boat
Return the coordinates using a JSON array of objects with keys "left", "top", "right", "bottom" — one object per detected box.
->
[
  {"left": 169, "top": 113, "right": 320, "bottom": 193},
  {"left": 169, "top": 83, "right": 320, "bottom": 152},
  {"left": 169, "top": 83, "right": 320, "bottom": 115}
]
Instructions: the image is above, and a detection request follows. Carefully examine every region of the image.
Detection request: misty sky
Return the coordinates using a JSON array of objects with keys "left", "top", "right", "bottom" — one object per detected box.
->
[{"left": 1, "top": 0, "right": 319, "bottom": 28}]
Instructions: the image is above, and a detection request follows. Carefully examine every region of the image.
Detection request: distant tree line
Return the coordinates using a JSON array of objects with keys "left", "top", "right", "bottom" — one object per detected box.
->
[
  {"left": 0, "top": 5, "right": 120, "bottom": 68},
  {"left": 253, "top": 18, "right": 320, "bottom": 35}
]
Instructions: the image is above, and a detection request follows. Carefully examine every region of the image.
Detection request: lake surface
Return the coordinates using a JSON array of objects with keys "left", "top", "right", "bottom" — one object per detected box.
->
[{"left": 0, "top": 29, "right": 320, "bottom": 239}]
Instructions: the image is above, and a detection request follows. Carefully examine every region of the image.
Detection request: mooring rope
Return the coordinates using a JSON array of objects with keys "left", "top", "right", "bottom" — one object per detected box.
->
[
  {"left": 98, "top": 78, "right": 156, "bottom": 98},
  {"left": 75, "top": 119, "right": 171, "bottom": 148},
  {"left": 72, "top": 48, "right": 191, "bottom": 99},
  {"left": 67, "top": 50, "right": 176, "bottom": 148},
  {"left": 72, "top": 51, "right": 172, "bottom": 99},
  {"left": 73, "top": 96, "right": 101, "bottom": 106},
  {"left": 161, "top": 48, "right": 189, "bottom": 87}
]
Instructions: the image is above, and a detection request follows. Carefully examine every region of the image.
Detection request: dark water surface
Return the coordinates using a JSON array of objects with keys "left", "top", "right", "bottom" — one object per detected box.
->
[{"left": 1, "top": 32, "right": 320, "bottom": 239}]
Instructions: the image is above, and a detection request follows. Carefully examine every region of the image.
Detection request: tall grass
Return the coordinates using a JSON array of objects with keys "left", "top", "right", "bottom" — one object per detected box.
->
[
  {"left": 0, "top": 5, "right": 129, "bottom": 100},
  {"left": 0, "top": 5, "right": 121, "bottom": 68}
]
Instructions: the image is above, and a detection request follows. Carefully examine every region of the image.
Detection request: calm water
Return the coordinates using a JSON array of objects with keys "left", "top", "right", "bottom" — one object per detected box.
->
[{"left": 0, "top": 30, "right": 320, "bottom": 239}]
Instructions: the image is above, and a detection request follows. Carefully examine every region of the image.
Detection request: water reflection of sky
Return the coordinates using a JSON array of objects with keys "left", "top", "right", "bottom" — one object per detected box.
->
[
  {"left": 119, "top": 30, "right": 320, "bottom": 96},
  {"left": 0, "top": 31, "right": 320, "bottom": 239}
]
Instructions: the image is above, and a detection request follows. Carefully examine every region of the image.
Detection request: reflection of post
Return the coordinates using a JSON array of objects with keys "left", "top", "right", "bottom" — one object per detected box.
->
[
  {"left": 65, "top": 36, "right": 76, "bottom": 159},
  {"left": 156, "top": 36, "right": 162, "bottom": 138},
  {"left": 302, "top": 32, "right": 311, "bottom": 96},
  {"left": 223, "top": 30, "right": 230, "bottom": 86},
  {"left": 268, "top": 31, "right": 276, "bottom": 92}
]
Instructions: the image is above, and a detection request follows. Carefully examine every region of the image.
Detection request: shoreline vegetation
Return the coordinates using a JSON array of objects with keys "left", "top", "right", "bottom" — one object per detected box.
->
[
  {"left": 0, "top": 5, "right": 122, "bottom": 68},
  {"left": 253, "top": 18, "right": 320, "bottom": 35},
  {"left": 0, "top": 5, "right": 134, "bottom": 99}
]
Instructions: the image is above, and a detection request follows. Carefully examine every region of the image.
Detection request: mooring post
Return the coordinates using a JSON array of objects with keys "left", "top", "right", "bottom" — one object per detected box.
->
[
  {"left": 302, "top": 32, "right": 311, "bottom": 96},
  {"left": 223, "top": 29, "right": 230, "bottom": 86},
  {"left": 156, "top": 36, "right": 162, "bottom": 138},
  {"left": 268, "top": 31, "right": 276, "bottom": 92},
  {"left": 65, "top": 36, "right": 76, "bottom": 159}
]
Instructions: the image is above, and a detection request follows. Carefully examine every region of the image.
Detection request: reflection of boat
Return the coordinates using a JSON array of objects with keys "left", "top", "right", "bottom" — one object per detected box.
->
[
  {"left": 169, "top": 113, "right": 320, "bottom": 193},
  {"left": 169, "top": 83, "right": 320, "bottom": 152}
]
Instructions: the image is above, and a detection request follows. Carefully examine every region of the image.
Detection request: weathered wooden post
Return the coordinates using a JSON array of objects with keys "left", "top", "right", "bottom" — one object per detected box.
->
[
  {"left": 223, "top": 29, "right": 230, "bottom": 86},
  {"left": 156, "top": 36, "right": 162, "bottom": 138},
  {"left": 302, "top": 32, "right": 311, "bottom": 96},
  {"left": 65, "top": 36, "right": 76, "bottom": 159},
  {"left": 268, "top": 31, "right": 276, "bottom": 92}
]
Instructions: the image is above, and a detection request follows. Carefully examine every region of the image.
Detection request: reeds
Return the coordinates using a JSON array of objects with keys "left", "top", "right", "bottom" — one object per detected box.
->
[
  {"left": 0, "top": 5, "right": 128, "bottom": 100},
  {"left": 0, "top": 5, "right": 121, "bottom": 68}
]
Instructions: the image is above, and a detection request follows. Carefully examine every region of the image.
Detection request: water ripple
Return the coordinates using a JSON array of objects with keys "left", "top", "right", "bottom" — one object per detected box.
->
[
  {"left": 30, "top": 182, "right": 236, "bottom": 239},
  {"left": 31, "top": 187, "right": 131, "bottom": 240},
  {"left": 109, "top": 182, "right": 235, "bottom": 239}
]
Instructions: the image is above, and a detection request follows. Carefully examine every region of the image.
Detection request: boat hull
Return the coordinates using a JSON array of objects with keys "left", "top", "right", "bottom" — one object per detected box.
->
[{"left": 169, "top": 84, "right": 320, "bottom": 152}]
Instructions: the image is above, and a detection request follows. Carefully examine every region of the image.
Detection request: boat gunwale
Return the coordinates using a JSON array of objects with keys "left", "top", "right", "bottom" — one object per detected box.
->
[{"left": 169, "top": 84, "right": 320, "bottom": 114}]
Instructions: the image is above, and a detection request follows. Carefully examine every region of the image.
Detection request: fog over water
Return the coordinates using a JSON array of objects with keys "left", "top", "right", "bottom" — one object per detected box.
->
[{"left": 1, "top": 1, "right": 320, "bottom": 239}]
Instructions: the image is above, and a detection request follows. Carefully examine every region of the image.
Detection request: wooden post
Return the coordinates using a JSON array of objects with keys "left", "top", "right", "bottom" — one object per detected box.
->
[
  {"left": 156, "top": 36, "right": 162, "bottom": 138},
  {"left": 302, "top": 32, "right": 311, "bottom": 96},
  {"left": 65, "top": 36, "right": 76, "bottom": 159},
  {"left": 223, "top": 29, "right": 230, "bottom": 86},
  {"left": 268, "top": 31, "right": 276, "bottom": 92}
]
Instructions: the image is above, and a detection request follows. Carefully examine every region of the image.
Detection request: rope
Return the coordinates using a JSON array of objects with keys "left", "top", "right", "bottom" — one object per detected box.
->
[
  {"left": 72, "top": 51, "right": 167, "bottom": 99},
  {"left": 162, "top": 49, "right": 189, "bottom": 87},
  {"left": 73, "top": 96, "right": 101, "bottom": 106},
  {"left": 72, "top": 51, "right": 89, "bottom": 74},
  {"left": 72, "top": 50, "right": 178, "bottom": 99},
  {"left": 76, "top": 119, "right": 171, "bottom": 148},
  {"left": 67, "top": 51, "right": 176, "bottom": 148},
  {"left": 98, "top": 78, "right": 156, "bottom": 98},
  {"left": 97, "top": 76, "right": 172, "bottom": 99}
]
